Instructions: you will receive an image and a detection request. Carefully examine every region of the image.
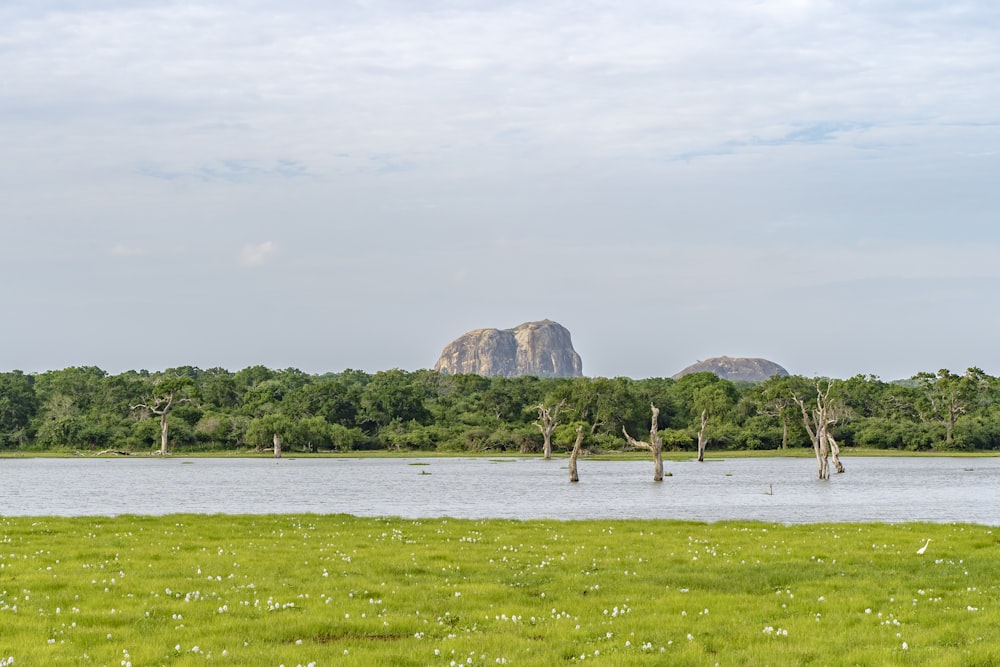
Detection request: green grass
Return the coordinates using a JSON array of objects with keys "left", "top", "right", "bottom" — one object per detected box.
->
[{"left": 1, "top": 515, "right": 998, "bottom": 666}]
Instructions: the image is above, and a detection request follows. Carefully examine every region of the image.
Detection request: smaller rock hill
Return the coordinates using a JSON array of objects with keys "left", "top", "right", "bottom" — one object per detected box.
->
[{"left": 672, "top": 356, "right": 789, "bottom": 383}]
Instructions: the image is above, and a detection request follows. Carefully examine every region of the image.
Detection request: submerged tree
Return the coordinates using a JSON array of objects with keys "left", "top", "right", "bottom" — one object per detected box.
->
[
  {"left": 792, "top": 381, "right": 844, "bottom": 479},
  {"left": 568, "top": 425, "right": 584, "bottom": 482},
  {"left": 622, "top": 403, "right": 665, "bottom": 481}
]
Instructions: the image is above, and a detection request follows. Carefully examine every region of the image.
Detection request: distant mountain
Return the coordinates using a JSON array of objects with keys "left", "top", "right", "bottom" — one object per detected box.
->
[
  {"left": 434, "top": 320, "right": 583, "bottom": 378},
  {"left": 672, "top": 356, "right": 789, "bottom": 383}
]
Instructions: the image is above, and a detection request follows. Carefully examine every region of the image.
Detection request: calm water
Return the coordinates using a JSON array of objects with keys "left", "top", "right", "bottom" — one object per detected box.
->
[{"left": 1, "top": 456, "right": 998, "bottom": 524}]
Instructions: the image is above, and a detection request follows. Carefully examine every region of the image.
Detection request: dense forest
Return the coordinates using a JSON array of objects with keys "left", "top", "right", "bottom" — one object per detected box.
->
[{"left": 1, "top": 366, "right": 999, "bottom": 454}]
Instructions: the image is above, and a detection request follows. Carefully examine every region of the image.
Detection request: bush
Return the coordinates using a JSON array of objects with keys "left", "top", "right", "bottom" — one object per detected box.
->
[
  {"left": 194, "top": 412, "right": 233, "bottom": 446},
  {"left": 127, "top": 417, "right": 161, "bottom": 450},
  {"left": 852, "top": 418, "right": 905, "bottom": 449},
  {"left": 379, "top": 420, "right": 428, "bottom": 450},
  {"left": 589, "top": 432, "right": 621, "bottom": 451},
  {"left": 461, "top": 426, "right": 492, "bottom": 452},
  {"left": 327, "top": 423, "right": 371, "bottom": 451},
  {"left": 707, "top": 422, "right": 742, "bottom": 450},
  {"left": 953, "top": 415, "right": 1000, "bottom": 450},
  {"left": 659, "top": 428, "right": 694, "bottom": 451},
  {"left": 903, "top": 422, "right": 940, "bottom": 451}
]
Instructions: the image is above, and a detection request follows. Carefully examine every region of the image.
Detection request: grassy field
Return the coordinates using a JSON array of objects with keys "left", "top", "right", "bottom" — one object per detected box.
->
[{"left": 0, "top": 515, "right": 997, "bottom": 666}]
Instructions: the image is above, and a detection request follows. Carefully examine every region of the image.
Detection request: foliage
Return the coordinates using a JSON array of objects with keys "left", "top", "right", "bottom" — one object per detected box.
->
[
  {"left": 6, "top": 364, "right": 1000, "bottom": 453},
  {"left": 0, "top": 370, "right": 37, "bottom": 447}
]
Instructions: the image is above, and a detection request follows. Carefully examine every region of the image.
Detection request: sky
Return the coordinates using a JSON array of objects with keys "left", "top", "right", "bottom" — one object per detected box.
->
[{"left": 2, "top": 0, "right": 999, "bottom": 381}]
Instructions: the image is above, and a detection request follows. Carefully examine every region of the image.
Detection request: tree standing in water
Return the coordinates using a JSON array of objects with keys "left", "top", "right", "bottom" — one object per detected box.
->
[
  {"left": 622, "top": 403, "right": 665, "bottom": 481},
  {"left": 792, "top": 381, "right": 844, "bottom": 479},
  {"left": 568, "top": 425, "right": 584, "bottom": 482}
]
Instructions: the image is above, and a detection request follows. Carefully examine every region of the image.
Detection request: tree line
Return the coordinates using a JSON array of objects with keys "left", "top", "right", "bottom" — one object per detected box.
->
[{"left": 1, "top": 365, "right": 998, "bottom": 454}]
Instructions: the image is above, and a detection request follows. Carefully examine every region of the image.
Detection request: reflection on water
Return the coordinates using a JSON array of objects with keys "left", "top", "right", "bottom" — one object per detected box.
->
[{"left": 1, "top": 456, "right": 997, "bottom": 524}]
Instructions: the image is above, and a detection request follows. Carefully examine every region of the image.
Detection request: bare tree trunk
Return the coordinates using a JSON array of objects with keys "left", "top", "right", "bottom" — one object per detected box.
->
[
  {"left": 793, "top": 390, "right": 827, "bottom": 479},
  {"left": 569, "top": 425, "right": 584, "bottom": 483},
  {"left": 623, "top": 404, "right": 665, "bottom": 482},
  {"left": 159, "top": 413, "right": 169, "bottom": 456},
  {"left": 826, "top": 432, "right": 844, "bottom": 473},
  {"left": 793, "top": 382, "right": 842, "bottom": 480},
  {"left": 817, "top": 414, "right": 832, "bottom": 479},
  {"left": 653, "top": 442, "right": 663, "bottom": 481},
  {"left": 781, "top": 420, "right": 788, "bottom": 450},
  {"left": 817, "top": 435, "right": 830, "bottom": 479},
  {"left": 273, "top": 432, "right": 282, "bottom": 459},
  {"left": 697, "top": 409, "right": 708, "bottom": 462},
  {"left": 534, "top": 400, "right": 566, "bottom": 460}
]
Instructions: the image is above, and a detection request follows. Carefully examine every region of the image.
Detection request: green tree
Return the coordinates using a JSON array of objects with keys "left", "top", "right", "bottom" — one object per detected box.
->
[
  {"left": 667, "top": 373, "right": 721, "bottom": 428},
  {"left": 131, "top": 376, "right": 197, "bottom": 454},
  {"left": 240, "top": 378, "right": 289, "bottom": 418},
  {"left": 692, "top": 381, "right": 738, "bottom": 461},
  {"left": 246, "top": 413, "right": 296, "bottom": 456},
  {"left": 754, "top": 374, "right": 814, "bottom": 450},
  {"left": 358, "top": 370, "right": 430, "bottom": 438},
  {"left": 194, "top": 411, "right": 236, "bottom": 447},
  {"left": 0, "top": 371, "right": 38, "bottom": 448},
  {"left": 32, "top": 366, "right": 107, "bottom": 412},
  {"left": 481, "top": 376, "right": 543, "bottom": 425},
  {"left": 293, "top": 415, "right": 333, "bottom": 452},
  {"left": 283, "top": 377, "right": 362, "bottom": 427},
  {"left": 561, "top": 377, "right": 643, "bottom": 442},
  {"left": 30, "top": 366, "right": 141, "bottom": 450},
  {"left": 233, "top": 365, "right": 275, "bottom": 393},
  {"left": 914, "top": 368, "right": 988, "bottom": 446},
  {"left": 200, "top": 368, "right": 239, "bottom": 410},
  {"left": 327, "top": 423, "right": 370, "bottom": 451}
]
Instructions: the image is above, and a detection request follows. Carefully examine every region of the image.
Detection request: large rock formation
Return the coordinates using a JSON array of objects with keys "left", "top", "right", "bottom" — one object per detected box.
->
[
  {"left": 672, "top": 356, "right": 789, "bottom": 383},
  {"left": 434, "top": 320, "right": 583, "bottom": 378}
]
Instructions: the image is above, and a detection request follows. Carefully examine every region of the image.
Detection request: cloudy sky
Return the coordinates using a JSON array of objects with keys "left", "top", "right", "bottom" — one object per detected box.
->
[{"left": 2, "top": 0, "right": 998, "bottom": 380}]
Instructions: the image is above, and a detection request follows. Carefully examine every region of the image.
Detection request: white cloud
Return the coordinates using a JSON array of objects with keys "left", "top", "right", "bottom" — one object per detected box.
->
[
  {"left": 110, "top": 243, "right": 145, "bottom": 257},
  {"left": 238, "top": 241, "right": 277, "bottom": 267}
]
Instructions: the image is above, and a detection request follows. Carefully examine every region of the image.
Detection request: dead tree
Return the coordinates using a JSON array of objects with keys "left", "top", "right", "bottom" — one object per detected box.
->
[
  {"left": 534, "top": 399, "right": 566, "bottom": 460},
  {"left": 792, "top": 382, "right": 845, "bottom": 479},
  {"left": 696, "top": 409, "right": 708, "bottom": 462},
  {"left": 826, "top": 431, "right": 843, "bottom": 473},
  {"left": 622, "top": 403, "right": 665, "bottom": 482},
  {"left": 273, "top": 432, "right": 282, "bottom": 459},
  {"left": 568, "top": 425, "right": 584, "bottom": 482}
]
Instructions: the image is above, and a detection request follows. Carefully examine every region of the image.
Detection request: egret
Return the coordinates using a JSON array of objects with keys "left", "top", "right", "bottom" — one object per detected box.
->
[{"left": 916, "top": 539, "right": 931, "bottom": 555}]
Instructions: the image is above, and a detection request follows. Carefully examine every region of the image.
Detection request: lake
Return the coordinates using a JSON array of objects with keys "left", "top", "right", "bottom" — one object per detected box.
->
[{"left": 1, "top": 456, "right": 997, "bottom": 524}]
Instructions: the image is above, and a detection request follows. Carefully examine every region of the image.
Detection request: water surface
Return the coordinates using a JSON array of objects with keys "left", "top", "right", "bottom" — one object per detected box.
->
[{"left": 1, "top": 456, "right": 997, "bottom": 524}]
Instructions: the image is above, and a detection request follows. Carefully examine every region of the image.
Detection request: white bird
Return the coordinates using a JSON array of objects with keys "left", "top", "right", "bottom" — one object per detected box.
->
[{"left": 916, "top": 539, "right": 931, "bottom": 555}]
